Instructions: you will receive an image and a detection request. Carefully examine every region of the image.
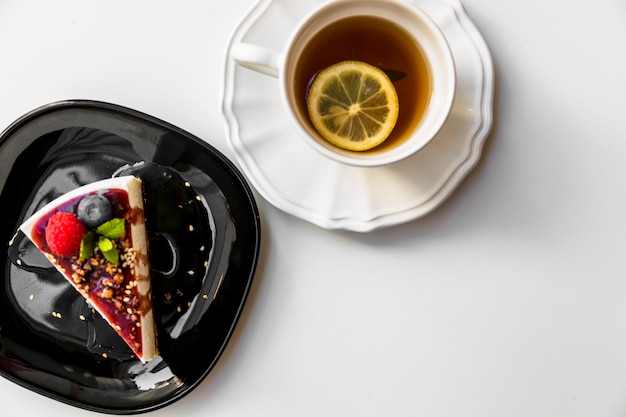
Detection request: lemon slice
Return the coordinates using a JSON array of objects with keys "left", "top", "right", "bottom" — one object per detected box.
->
[{"left": 307, "top": 60, "right": 399, "bottom": 151}]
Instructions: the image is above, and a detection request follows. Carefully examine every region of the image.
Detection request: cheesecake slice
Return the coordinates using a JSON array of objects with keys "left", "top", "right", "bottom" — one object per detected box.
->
[{"left": 18, "top": 176, "right": 156, "bottom": 362}]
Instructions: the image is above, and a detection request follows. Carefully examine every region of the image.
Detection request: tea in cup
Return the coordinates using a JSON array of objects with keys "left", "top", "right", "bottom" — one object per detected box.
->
[{"left": 232, "top": 0, "right": 455, "bottom": 167}]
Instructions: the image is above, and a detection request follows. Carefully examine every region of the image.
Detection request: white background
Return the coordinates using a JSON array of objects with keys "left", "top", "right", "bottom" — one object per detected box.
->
[{"left": 1, "top": 0, "right": 626, "bottom": 416}]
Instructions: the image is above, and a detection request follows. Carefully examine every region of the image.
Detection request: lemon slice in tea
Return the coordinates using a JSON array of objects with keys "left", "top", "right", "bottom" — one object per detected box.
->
[{"left": 307, "top": 60, "right": 399, "bottom": 151}]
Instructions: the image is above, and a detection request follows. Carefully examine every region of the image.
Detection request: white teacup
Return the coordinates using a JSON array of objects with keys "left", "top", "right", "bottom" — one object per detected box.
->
[{"left": 232, "top": 0, "right": 455, "bottom": 167}]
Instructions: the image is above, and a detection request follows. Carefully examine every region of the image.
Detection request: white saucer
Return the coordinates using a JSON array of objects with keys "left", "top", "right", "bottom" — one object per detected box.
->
[{"left": 222, "top": 0, "right": 494, "bottom": 232}]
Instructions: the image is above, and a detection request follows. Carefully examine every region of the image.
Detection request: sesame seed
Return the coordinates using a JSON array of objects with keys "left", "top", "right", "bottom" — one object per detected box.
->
[
  {"left": 102, "top": 353, "right": 108, "bottom": 359},
  {"left": 79, "top": 315, "right": 86, "bottom": 321},
  {"left": 213, "top": 274, "right": 225, "bottom": 299},
  {"left": 184, "top": 181, "right": 191, "bottom": 187},
  {"left": 17, "top": 259, "right": 22, "bottom": 266},
  {"left": 188, "top": 225, "right": 194, "bottom": 232},
  {"left": 187, "top": 270, "right": 195, "bottom": 276},
  {"left": 202, "top": 294, "right": 209, "bottom": 299},
  {"left": 29, "top": 294, "right": 34, "bottom": 301},
  {"left": 195, "top": 195, "right": 202, "bottom": 201}
]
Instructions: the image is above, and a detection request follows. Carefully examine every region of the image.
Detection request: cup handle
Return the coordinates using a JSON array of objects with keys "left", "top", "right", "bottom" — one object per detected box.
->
[{"left": 231, "top": 43, "right": 281, "bottom": 78}]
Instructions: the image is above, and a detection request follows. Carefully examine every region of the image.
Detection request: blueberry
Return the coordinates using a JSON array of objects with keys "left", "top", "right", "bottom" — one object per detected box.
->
[{"left": 77, "top": 195, "right": 113, "bottom": 228}]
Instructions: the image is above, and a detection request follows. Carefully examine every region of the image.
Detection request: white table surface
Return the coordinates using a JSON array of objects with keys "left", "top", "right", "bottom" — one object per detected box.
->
[{"left": 1, "top": 1, "right": 626, "bottom": 416}]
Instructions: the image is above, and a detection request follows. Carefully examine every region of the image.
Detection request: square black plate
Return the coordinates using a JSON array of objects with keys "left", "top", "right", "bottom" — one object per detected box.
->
[{"left": 0, "top": 100, "right": 261, "bottom": 414}]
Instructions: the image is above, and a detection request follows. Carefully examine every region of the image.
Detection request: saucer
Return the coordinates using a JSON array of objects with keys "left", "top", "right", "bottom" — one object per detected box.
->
[{"left": 222, "top": 0, "right": 494, "bottom": 232}]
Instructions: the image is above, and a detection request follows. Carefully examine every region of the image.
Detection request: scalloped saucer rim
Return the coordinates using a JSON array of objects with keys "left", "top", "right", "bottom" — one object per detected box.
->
[{"left": 221, "top": 0, "right": 494, "bottom": 232}]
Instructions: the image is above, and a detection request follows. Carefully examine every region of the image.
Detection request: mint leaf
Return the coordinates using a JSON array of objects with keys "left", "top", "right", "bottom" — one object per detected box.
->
[
  {"left": 95, "top": 218, "right": 125, "bottom": 239},
  {"left": 98, "top": 237, "right": 119, "bottom": 264},
  {"left": 102, "top": 248, "right": 119, "bottom": 264},
  {"left": 103, "top": 248, "right": 119, "bottom": 264},
  {"left": 98, "top": 237, "right": 113, "bottom": 252},
  {"left": 79, "top": 232, "right": 95, "bottom": 261}
]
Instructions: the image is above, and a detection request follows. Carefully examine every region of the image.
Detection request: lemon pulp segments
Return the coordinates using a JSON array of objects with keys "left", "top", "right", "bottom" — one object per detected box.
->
[{"left": 307, "top": 60, "right": 399, "bottom": 151}]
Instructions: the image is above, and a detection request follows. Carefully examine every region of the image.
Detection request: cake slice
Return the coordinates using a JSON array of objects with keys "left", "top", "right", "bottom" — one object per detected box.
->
[{"left": 18, "top": 176, "right": 156, "bottom": 362}]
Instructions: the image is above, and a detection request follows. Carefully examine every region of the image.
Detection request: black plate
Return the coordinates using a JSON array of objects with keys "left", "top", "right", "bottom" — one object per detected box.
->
[{"left": 0, "top": 100, "right": 261, "bottom": 414}]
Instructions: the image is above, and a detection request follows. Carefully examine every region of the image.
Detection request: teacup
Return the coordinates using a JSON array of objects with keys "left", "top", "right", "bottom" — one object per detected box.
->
[{"left": 231, "top": 0, "right": 455, "bottom": 167}]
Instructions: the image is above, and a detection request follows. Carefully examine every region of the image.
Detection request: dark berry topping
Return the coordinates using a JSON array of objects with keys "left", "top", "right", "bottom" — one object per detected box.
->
[{"left": 77, "top": 195, "right": 113, "bottom": 228}]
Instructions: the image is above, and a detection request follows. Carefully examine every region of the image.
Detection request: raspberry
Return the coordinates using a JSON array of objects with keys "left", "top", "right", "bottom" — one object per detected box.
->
[{"left": 45, "top": 212, "right": 88, "bottom": 257}]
